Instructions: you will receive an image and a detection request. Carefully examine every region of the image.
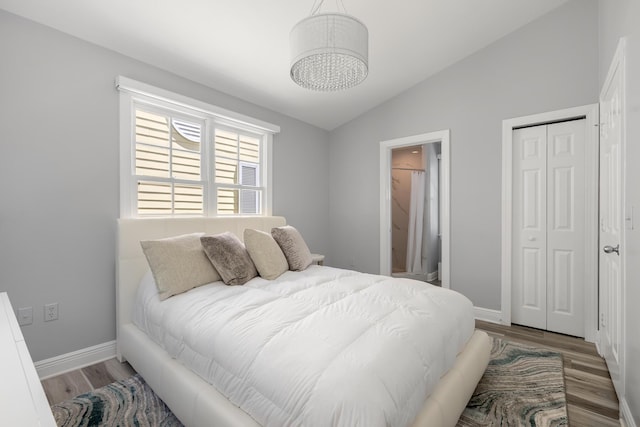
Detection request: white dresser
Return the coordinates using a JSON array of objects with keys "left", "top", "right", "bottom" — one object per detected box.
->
[{"left": 0, "top": 292, "right": 56, "bottom": 426}]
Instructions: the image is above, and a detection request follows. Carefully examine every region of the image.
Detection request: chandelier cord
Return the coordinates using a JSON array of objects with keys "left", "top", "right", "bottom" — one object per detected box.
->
[
  {"left": 310, "top": 0, "right": 324, "bottom": 15},
  {"left": 310, "top": 0, "right": 348, "bottom": 15}
]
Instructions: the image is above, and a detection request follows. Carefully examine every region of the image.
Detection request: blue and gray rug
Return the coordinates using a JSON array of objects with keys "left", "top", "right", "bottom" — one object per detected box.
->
[
  {"left": 51, "top": 339, "right": 568, "bottom": 426},
  {"left": 457, "top": 339, "right": 568, "bottom": 426},
  {"left": 51, "top": 374, "right": 183, "bottom": 427}
]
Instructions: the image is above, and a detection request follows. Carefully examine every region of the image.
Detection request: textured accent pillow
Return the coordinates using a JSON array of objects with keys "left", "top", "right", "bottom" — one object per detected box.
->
[
  {"left": 244, "top": 229, "right": 289, "bottom": 280},
  {"left": 271, "top": 225, "right": 313, "bottom": 271},
  {"left": 140, "top": 233, "right": 221, "bottom": 300},
  {"left": 200, "top": 232, "right": 258, "bottom": 286}
]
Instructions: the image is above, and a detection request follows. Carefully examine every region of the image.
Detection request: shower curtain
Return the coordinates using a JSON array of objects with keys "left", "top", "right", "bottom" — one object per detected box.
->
[{"left": 406, "top": 171, "right": 425, "bottom": 274}]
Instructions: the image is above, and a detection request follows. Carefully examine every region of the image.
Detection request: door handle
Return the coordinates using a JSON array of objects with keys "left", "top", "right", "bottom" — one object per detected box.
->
[{"left": 603, "top": 244, "right": 620, "bottom": 255}]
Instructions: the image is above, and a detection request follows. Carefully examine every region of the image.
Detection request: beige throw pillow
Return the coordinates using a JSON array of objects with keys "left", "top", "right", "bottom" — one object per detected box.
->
[
  {"left": 140, "top": 233, "right": 221, "bottom": 300},
  {"left": 200, "top": 232, "right": 258, "bottom": 286},
  {"left": 244, "top": 229, "right": 289, "bottom": 280},
  {"left": 271, "top": 225, "right": 313, "bottom": 271}
]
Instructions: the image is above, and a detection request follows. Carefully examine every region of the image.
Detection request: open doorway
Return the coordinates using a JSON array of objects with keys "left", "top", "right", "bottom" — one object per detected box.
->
[
  {"left": 379, "top": 130, "right": 450, "bottom": 288},
  {"left": 390, "top": 143, "right": 441, "bottom": 284}
]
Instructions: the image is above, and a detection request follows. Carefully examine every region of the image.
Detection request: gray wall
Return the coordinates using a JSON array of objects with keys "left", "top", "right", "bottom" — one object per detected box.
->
[
  {"left": 327, "top": 0, "right": 599, "bottom": 309},
  {"left": 598, "top": 1, "right": 640, "bottom": 423},
  {"left": 0, "top": 10, "right": 330, "bottom": 361}
]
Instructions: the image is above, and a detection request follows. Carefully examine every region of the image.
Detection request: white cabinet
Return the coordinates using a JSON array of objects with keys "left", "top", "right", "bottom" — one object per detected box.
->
[{"left": 0, "top": 292, "right": 56, "bottom": 426}]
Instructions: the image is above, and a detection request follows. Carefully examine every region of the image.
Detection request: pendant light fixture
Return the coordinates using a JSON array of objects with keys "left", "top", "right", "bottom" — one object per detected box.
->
[{"left": 290, "top": 0, "right": 369, "bottom": 91}]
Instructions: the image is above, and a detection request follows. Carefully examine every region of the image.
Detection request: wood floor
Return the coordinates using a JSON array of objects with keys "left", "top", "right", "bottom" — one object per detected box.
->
[
  {"left": 476, "top": 320, "right": 620, "bottom": 426},
  {"left": 42, "top": 322, "right": 620, "bottom": 426},
  {"left": 42, "top": 357, "right": 136, "bottom": 406}
]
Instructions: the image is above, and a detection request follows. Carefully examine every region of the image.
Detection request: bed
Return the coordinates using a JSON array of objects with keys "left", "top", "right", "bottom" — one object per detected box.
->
[{"left": 116, "top": 216, "right": 491, "bottom": 427}]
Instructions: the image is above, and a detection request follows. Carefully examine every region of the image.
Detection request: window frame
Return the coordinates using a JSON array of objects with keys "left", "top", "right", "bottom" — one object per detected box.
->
[
  {"left": 133, "top": 103, "right": 208, "bottom": 216},
  {"left": 212, "top": 123, "right": 263, "bottom": 216},
  {"left": 117, "top": 76, "right": 279, "bottom": 218}
]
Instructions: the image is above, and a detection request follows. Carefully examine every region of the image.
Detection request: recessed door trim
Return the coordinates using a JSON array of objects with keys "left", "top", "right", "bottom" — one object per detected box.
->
[
  {"left": 501, "top": 104, "right": 599, "bottom": 342},
  {"left": 379, "top": 130, "right": 450, "bottom": 288}
]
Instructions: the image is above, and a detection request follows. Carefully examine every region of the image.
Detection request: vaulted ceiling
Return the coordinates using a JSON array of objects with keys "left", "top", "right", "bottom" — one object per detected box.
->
[{"left": 0, "top": 0, "right": 568, "bottom": 129}]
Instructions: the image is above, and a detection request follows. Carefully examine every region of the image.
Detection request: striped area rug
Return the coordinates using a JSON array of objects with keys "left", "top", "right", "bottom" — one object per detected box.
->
[
  {"left": 51, "top": 374, "right": 183, "bottom": 427},
  {"left": 457, "top": 339, "right": 568, "bottom": 426}
]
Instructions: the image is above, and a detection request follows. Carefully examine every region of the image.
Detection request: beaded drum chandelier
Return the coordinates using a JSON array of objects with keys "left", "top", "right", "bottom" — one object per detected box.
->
[{"left": 290, "top": 1, "right": 368, "bottom": 91}]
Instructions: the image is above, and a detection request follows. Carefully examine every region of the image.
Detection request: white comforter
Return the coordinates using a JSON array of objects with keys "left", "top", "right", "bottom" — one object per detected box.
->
[{"left": 133, "top": 266, "right": 474, "bottom": 427}]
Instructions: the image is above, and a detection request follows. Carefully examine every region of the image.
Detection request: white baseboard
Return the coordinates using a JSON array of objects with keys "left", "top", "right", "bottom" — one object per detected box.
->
[
  {"left": 621, "top": 397, "right": 637, "bottom": 427},
  {"left": 474, "top": 306, "right": 503, "bottom": 324},
  {"left": 35, "top": 340, "right": 116, "bottom": 380}
]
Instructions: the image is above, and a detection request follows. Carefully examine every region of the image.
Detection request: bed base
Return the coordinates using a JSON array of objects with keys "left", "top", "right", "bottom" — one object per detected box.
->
[{"left": 120, "top": 323, "right": 489, "bottom": 427}]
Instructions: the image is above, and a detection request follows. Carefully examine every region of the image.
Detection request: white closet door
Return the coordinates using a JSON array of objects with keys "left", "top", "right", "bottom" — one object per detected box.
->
[
  {"left": 512, "top": 121, "right": 585, "bottom": 337},
  {"left": 546, "top": 120, "right": 585, "bottom": 337},
  {"left": 512, "top": 125, "right": 547, "bottom": 330}
]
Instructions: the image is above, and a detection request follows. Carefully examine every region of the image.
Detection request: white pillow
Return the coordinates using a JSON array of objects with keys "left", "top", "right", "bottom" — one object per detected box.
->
[
  {"left": 244, "top": 229, "right": 289, "bottom": 280},
  {"left": 140, "top": 233, "right": 221, "bottom": 300}
]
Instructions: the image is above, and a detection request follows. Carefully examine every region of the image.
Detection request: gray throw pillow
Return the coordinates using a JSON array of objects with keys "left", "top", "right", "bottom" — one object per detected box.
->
[
  {"left": 271, "top": 225, "right": 313, "bottom": 271},
  {"left": 140, "top": 233, "right": 221, "bottom": 300},
  {"left": 244, "top": 228, "right": 289, "bottom": 280},
  {"left": 200, "top": 232, "right": 258, "bottom": 286}
]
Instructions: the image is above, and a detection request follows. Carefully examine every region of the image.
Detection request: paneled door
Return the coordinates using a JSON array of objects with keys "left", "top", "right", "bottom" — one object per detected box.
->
[
  {"left": 598, "top": 40, "right": 624, "bottom": 397},
  {"left": 512, "top": 120, "right": 586, "bottom": 337}
]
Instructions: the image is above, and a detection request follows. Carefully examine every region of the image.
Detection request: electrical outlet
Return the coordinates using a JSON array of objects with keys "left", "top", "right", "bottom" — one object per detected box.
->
[
  {"left": 44, "top": 303, "right": 58, "bottom": 322},
  {"left": 17, "top": 307, "right": 33, "bottom": 326}
]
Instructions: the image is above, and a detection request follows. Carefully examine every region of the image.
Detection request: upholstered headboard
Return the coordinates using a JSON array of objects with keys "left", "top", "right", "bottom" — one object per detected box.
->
[{"left": 116, "top": 216, "right": 286, "bottom": 346}]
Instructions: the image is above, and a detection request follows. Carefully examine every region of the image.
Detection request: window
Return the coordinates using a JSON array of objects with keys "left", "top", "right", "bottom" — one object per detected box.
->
[
  {"left": 135, "top": 109, "right": 204, "bottom": 215},
  {"left": 117, "top": 77, "right": 279, "bottom": 218},
  {"left": 214, "top": 128, "right": 261, "bottom": 215}
]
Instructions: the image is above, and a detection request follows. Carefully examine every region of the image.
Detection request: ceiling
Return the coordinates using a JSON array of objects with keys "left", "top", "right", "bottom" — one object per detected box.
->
[{"left": 1, "top": 0, "right": 569, "bottom": 130}]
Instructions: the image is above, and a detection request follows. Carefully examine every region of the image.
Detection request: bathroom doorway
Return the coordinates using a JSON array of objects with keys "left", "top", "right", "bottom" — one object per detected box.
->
[
  {"left": 379, "top": 130, "right": 450, "bottom": 287},
  {"left": 390, "top": 144, "right": 441, "bottom": 283}
]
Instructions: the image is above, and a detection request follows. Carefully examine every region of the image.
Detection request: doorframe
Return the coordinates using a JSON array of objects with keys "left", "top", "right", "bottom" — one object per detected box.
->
[
  {"left": 379, "top": 130, "right": 450, "bottom": 288},
  {"left": 501, "top": 104, "right": 599, "bottom": 342}
]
